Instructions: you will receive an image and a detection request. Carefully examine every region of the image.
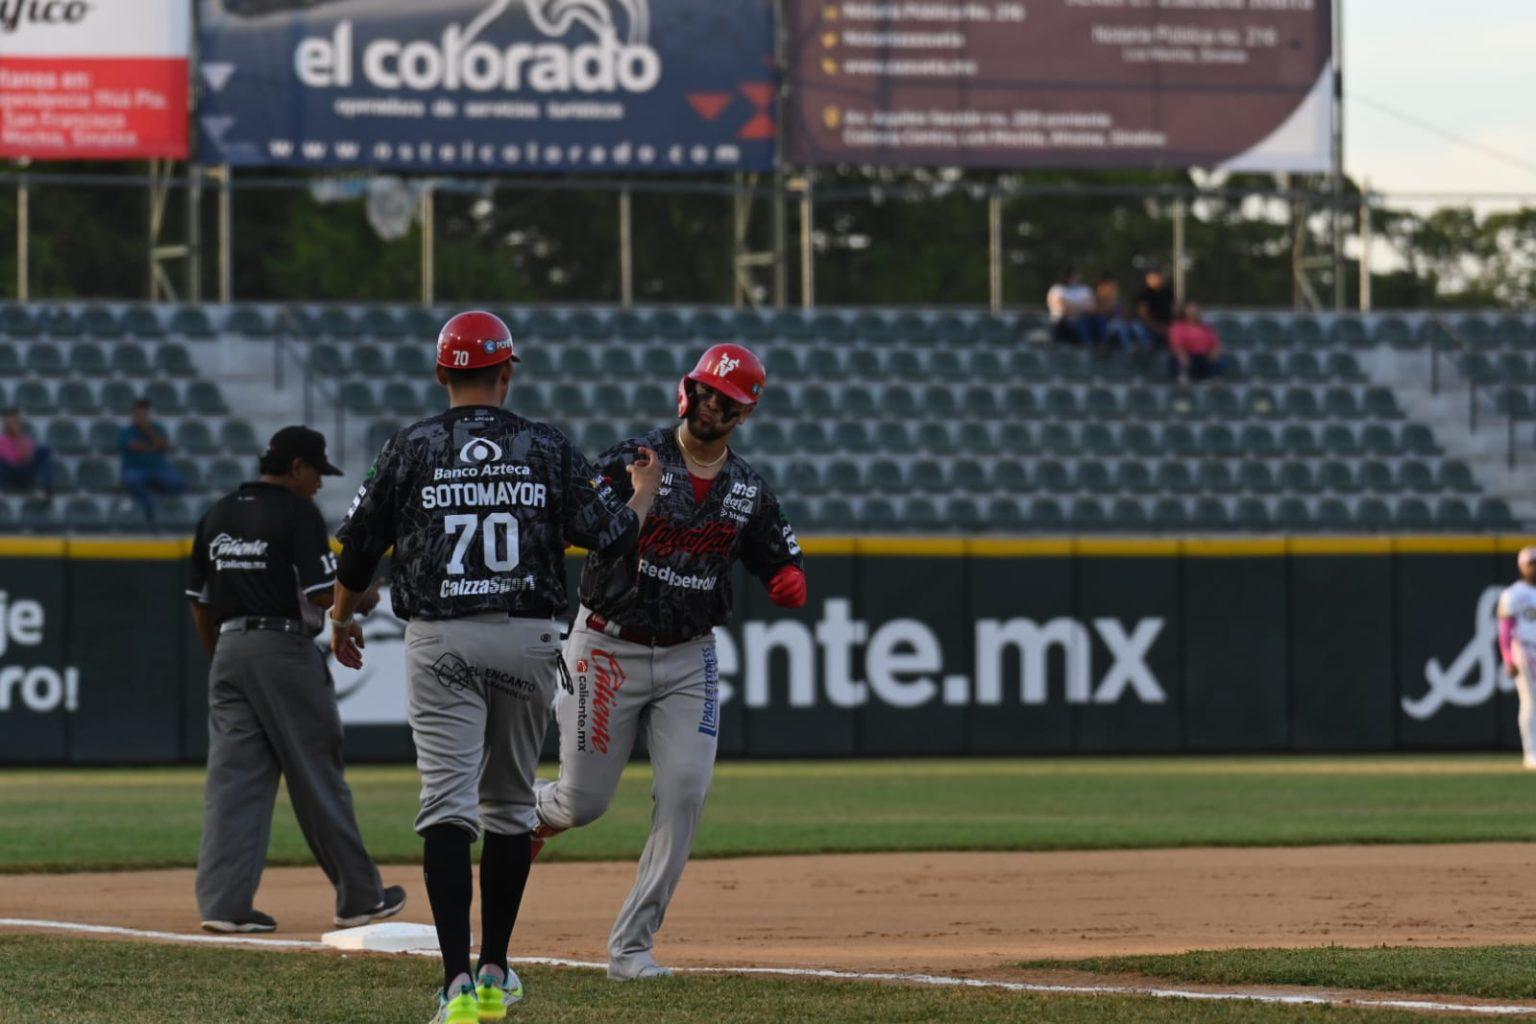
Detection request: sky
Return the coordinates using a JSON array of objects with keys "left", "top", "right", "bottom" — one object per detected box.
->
[{"left": 1345, "top": 0, "right": 1536, "bottom": 201}]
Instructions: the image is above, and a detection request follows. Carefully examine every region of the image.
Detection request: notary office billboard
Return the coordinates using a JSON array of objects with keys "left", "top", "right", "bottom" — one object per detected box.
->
[
  {"left": 196, "top": 0, "right": 777, "bottom": 171},
  {"left": 788, "top": 0, "right": 1334, "bottom": 171}
]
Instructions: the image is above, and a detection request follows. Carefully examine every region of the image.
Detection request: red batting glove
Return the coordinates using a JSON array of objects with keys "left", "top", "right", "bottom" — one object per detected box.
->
[{"left": 766, "top": 565, "right": 807, "bottom": 609}]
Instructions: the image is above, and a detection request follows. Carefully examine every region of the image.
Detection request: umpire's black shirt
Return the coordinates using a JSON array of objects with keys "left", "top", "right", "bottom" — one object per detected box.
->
[{"left": 187, "top": 481, "right": 337, "bottom": 630}]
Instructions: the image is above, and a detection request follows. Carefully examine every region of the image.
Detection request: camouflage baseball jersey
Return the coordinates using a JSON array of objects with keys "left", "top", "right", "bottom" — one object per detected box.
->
[
  {"left": 579, "top": 426, "right": 803, "bottom": 640},
  {"left": 336, "top": 405, "right": 638, "bottom": 621}
]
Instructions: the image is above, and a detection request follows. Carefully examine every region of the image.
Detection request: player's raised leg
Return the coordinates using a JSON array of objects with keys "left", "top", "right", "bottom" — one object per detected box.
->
[{"left": 607, "top": 636, "right": 720, "bottom": 980}]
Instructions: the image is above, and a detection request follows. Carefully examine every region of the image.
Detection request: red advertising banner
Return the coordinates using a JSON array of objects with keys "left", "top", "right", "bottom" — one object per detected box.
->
[
  {"left": 0, "top": 1, "right": 190, "bottom": 160},
  {"left": 788, "top": 0, "right": 1333, "bottom": 171}
]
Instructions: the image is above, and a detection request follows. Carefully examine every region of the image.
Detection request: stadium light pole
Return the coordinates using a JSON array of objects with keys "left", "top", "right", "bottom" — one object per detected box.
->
[
  {"left": 1172, "top": 196, "right": 1187, "bottom": 305},
  {"left": 1331, "top": 0, "right": 1345, "bottom": 311},
  {"left": 988, "top": 189, "right": 1002, "bottom": 314},
  {"left": 799, "top": 171, "right": 814, "bottom": 309},
  {"left": 619, "top": 186, "right": 633, "bottom": 308},
  {"left": 1359, "top": 180, "right": 1373, "bottom": 312},
  {"left": 216, "top": 164, "right": 232, "bottom": 303},
  {"left": 419, "top": 182, "right": 435, "bottom": 305}
]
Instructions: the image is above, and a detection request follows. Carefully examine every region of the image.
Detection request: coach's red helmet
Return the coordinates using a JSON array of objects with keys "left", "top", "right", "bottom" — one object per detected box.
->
[
  {"left": 677, "top": 343, "right": 766, "bottom": 418},
  {"left": 436, "top": 311, "right": 520, "bottom": 369}
]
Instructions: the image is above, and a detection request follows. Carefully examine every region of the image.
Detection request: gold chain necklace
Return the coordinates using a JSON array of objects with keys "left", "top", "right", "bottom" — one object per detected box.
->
[{"left": 676, "top": 426, "right": 728, "bottom": 468}]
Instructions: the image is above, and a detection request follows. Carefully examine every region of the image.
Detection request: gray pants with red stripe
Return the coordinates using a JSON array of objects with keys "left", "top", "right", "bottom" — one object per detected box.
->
[{"left": 535, "top": 608, "right": 720, "bottom": 978}]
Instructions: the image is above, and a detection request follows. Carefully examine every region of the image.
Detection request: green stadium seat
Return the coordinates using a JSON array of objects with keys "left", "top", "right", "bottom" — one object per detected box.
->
[
  {"left": 1249, "top": 317, "right": 1284, "bottom": 349},
  {"left": 393, "top": 344, "right": 432, "bottom": 375},
  {"left": 226, "top": 306, "right": 272, "bottom": 337},
  {"left": 969, "top": 350, "right": 1005, "bottom": 378},
  {"left": 100, "top": 380, "right": 137, "bottom": 415},
  {"left": 0, "top": 344, "right": 16, "bottom": 376},
  {"left": 1401, "top": 424, "right": 1440, "bottom": 456},
  {"left": 187, "top": 381, "right": 229, "bottom": 416},
  {"left": 1330, "top": 317, "right": 1369, "bottom": 348},
  {"left": 172, "top": 458, "right": 205, "bottom": 492},
  {"left": 20, "top": 497, "right": 59, "bottom": 531},
  {"left": 1289, "top": 316, "right": 1324, "bottom": 347},
  {"left": 591, "top": 383, "right": 630, "bottom": 417},
  {"left": 1495, "top": 315, "right": 1531, "bottom": 347},
  {"left": 961, "top": 385, "right": 1000, "bottom": 418},
  {"left": 561, "top": 347, "right": 599, "bottom": 377},
  {"left": 64, "top": 497, "right": 108, "bottom": 531},
  {"left": 853, "top": 496, "right": 896, "bottom": 532},
  {"left": 0, "top": 305, "right": 38, "bottom": 337},
  {"left": 830, "top": 421, "right": 872, "bottom": 453},
  {"left": 1084, "top": 386, "right": 1121, "bottom": 419},
  {"left": 167, "top": 307, "right": 211, "bottom": 340},
  {"left": 1122, "top": 423, "right": 1157, "bottom": 457},
  {"left": 1197, "top": 461, "right": 1236, "bottom": 494},
  {"left": 318, "top": 308, "right": 361, "bottom": 339},
  {"left": 519, "top": 346, "right": 557, "bottom": 377},
  {"left": 513, "top": 384, "right": 549, "bottom": 417},
  {"left": 915, "top": 421, "right": 957, "bottom": 455},
  {"left": 1069, "top": 497, "right": 1108, "bottom": 530},
  {"left": 25, "top": 343, "right": 66, "bottom": 376},
  {"left": 1200, "top": 424, "right": 1239, "bottom": 458},
  {"left": 1028, "top": 497, "right": 1066, "bottom": 530},
  {"left": 58, "top": 381, "right": 95, "bottom": 416},
  {"left": 1356, "top": 498, "right": 1392, "bottom": 531},
  {"left": 633, "top": 384, "right": 674, "bottom": 418},
  {"left": 1003, "top": 386, "right": 1039, "bottom": 418},
  {"left": 1435, "top": 498, "right": 1474, "bottom": 530},
  {"left": 37, "top": 308, "right": 80, "bottom": 339},
  {"left": 819, "top": 497, "right": 858, "bottom": 532},
  {"left": 1192, "top": 497, "right": 1230, "bottom": 531},
  {"left": 1152, "top": 497, "right": 1189, "bottom": 530},
  {"left": 401, "top": 308, "right": 441, "bottom": 340},
  {"left": 1074, "top": 461, "right": 1114, "bottom": 494},
  {"left": 1494, "top": 354, "right": 1535, "bottom": 382},
  {"left": 110, "top": 343, "right": 152, "bottom": 377},
  {"left": 144, "top": 381, "right": 184, "bottom": 415},
  {"left": 177, "top": 421, "right": 218, "bottom": 455},
  {"left": 1326, "top": 352, "right": 1366, "bottom": 381},
  {"left": 1009, "top": 350, "right": 1046, "bottom": 378},
  {"left": 548, "top": 383, "right": 584, "bottom": 415},
  {"left": 68, "top": 342, "right": 108, "bottom": 375},
  {"left": 14, "top": 381, "right": 53, "bottom": 415},
  {"left": 987, "top": 497, "right": 1028, "bottom": 531},
  {"left": 1396, "top": 497, "right": 1432, "bottom": 530},
  {"left": 1360, "top": 424, "right": 1400, "bottom": 456},
  {"left": 1240, "top": 424, "right": 1279, "bottom": 458},
  {"left": 922, "top": 386, "right": 958, "bottom": 418},
  {"left": 791, "top": 421, "right": 832, "bottom": 454},
  {"left": 339, "top": 382, "right": 379, "bottom": 415},
  {"left": 1276, "top": 497, "right": 1312, "bottom": 530},
  {"left": 1116, "top": 460, "right": 1154, "bottom": 494},
  {"left": 87, "top": 421, "right": 119, "bottom": 455},
  {"left": 1155, "top": 461, "right": 1195, "bottom": 494},
  {"left": 77, "top": 458, "right": 115, "bottom": 492},
  {"left": 1374, "top": 316, "right": 1411, "bottom": 348},
  {"left": 1476, "top": 498, "right": 1518, "bottom": 530},
  {"left": 950, "top": 459, "right": 987, "bottom": 492},
  {"left": 79, "top": 307, "right": 123, "bottom": 340},
  {"left": 221, "top": 421, "right": 260, "bottom": 455},
  {"left": 874, "top": 421, "right": 911, "bottom": 453},
  {"left": 1316, "top": 498, "right": 1352, "bottom": 531},
  {"left": 155, "top": 342, "right": 195, "bottom": 377},
  {"left": 1040, "top": 423, "right": 1079, "bottom": 456},
  {"left": 866, "top": 458, "right": 904, "bottom": 494},
  {"left": 1437, "top": 462, "right": 1478, "bottom": 493},
  {"left": 884, "top": 386, "right": 919, "bottom": 418},
  {"left": 382, "top": 381, "right": 421, "bottom": 417},
  {"left": 787, "top": 459, "right": 824, "bottom": 497},
  {"left": 1321, "top": 424, "right": 1359, "bottom": 456},
  {"left": 275, "top": 307, "right": 318, "bottom": 338},
  {"left": 601, "top": 346, "right": 638, "bottom": 377},
  {"left": 1283, "top": 388, "right": 1320, "bottom": 419},
  {"left": 308, "top": 343, "right": 345, "bottom": 375},
  {"left": 992, "top": 460, "right": 1028, "bottom": 492},
  {"left": 943, "top": 497, "right": 984, "bottom": 533},
  {"left": 910, "top": 459, "right": 945, "bottom": 492},
  {"left": 1358, "top": 460, "right": 1396, "bottom": 493},
  {"left": 1286, "top": 352, "right": 1324, "bottom": 382},
  {"left": 845, "top": 348, "right": 882, "bottom": 379},
  {"left": 1246, "top": 352, "right": 1282, "bottom": 380},
  {"left": 1458, "top": 353, "right": 1495, "bottom": 382},
  {"left": 1238, "top": 461, "right": 1277, "bottom": 494},
  {"left": 1081, "top": 423, "right": 1116, "bottom": 457},
  {"left": 1242, "top": 387, "right": 1281, "bottom": 419},
  {"left": 1110, "top": 497, "right": 1149, "bottom": 532},
  {"left": 1162, "top": 423, "right": 1197, "bottom": 458},
  {"left": 45, "top": 420, "right": 86, "bottom": 456},
  {"left": 1319, "top": 460, "right": 1359, "bottom": 494},
  {"left": 1034, "top": 460, "right": 1069, "bottom": 493},
  {"left": 1281, "top": 423, "right": 1320, "bottom": 457},
  {"left": 1398, "top": 460, "right": 1436, "bottom": 493},
  {"left": 1364, "top": 388, "right": 1403, "bottom": 419},
  {"left": 1235, "top": 497, "right": 1271, "bottom": 531},
  {"left": 903, "top": 497, "right": 942, "bottom": 532},
  {"left": 360, "top": 308, "right": 404, "bottom": 340},
  {"left": 209, "top": 458, "right": 246, "bottom": 493},
  {"left": 350, "top": 345, "right": 391, "bottom": 377},
  {"left": 928, "top": 350, "right": 965, "bottom": 381},
  {"left": 1279, "top": 461, "right": 1318, "bottom": 494}
]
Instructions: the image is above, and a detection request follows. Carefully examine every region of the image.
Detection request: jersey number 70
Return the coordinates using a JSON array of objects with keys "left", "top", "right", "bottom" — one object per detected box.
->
[{"left": 443, "top": 513, "right": 520, "bottom": 574}]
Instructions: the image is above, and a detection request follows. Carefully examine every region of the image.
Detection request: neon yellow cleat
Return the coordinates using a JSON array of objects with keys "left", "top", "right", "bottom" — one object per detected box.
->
[
  {"left": 430, "top": 981, "right": 481, "bottom": 1024},
  {"left": 475, "top": 967, "right": 524, "bottom": 1020}
]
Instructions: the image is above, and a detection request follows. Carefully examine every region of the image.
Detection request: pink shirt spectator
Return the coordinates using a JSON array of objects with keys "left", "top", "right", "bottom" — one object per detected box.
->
[
  {"left": 1170, "top": 321, "right": 1220, "bottom": 358},
  {"left": 0, "top": 433, "right": 36, "bottom": 468}
]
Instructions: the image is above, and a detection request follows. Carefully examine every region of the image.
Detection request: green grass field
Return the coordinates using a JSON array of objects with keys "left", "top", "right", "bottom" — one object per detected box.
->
[
  {"left": 8, "top": 756, "right": 1536, "bottom": 1022},
  {"left": 0, "top": 935, "right": 1462, "bottom": 1024},
  {"left": 4, "top": 755, "right": 1536, "bottom": 873}
]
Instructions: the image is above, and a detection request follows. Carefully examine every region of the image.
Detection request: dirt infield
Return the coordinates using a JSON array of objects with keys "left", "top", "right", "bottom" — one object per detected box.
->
[{"left": 2, "top": 843, "right": 1534, "bottom": 974}]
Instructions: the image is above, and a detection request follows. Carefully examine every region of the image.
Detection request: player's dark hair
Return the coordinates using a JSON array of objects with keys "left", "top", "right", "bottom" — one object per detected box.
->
[{"left": 443, "top": 363, "right": 506, "bottom": 389}]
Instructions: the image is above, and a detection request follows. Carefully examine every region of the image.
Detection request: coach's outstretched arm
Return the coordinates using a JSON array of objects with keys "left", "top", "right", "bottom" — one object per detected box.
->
[{"left": 563, "top": 441, "right": 662, "bottom": 555}]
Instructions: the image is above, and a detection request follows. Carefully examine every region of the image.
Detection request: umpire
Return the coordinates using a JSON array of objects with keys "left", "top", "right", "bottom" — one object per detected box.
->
[{"left": 187, "top": 425, "right": 405, "bottom": 934}]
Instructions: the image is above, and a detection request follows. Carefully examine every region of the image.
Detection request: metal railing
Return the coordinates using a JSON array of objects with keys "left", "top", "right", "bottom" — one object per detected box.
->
[{"left": 1428, "top": 313, "right": 1528, "bottom": 469}]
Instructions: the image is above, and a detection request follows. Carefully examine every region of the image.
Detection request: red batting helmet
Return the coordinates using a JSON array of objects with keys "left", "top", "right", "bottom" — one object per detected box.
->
[
  {"left": 436, "top": 311, "right": 520, "bottom": 369},
  {"left": 677, "top": 343, "right": 766, "bottom": 418}
]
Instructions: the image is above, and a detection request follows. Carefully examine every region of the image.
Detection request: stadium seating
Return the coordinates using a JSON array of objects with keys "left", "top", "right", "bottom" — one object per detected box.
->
[{"left": 0, "top": 303, "right": 1526, "bottom": 533}]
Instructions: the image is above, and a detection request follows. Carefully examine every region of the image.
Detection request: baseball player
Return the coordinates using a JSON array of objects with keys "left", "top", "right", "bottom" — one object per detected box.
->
[
  {"left": 533, "top": 343, "right": 807, "bottom": 981},
  {"left": 187, "top": 426, "right": 404, "bottom": 934},
  {"left": 1498, "top": 547, "right": 1536, "bottom": 768},
  {"left": 328, "top": 311, "right": 661, "bottom": 1024}
]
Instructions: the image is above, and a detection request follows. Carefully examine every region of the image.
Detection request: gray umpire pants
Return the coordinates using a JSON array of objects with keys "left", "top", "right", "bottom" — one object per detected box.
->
[
  {"left": 536, "top": 609, "right": 721, "bottom": 978},
  {"left": 406, "top": 614, "right": 563, "bottom": 838},
  {"left": 196, "top": 628, "right": 384, "bottom": 922}
]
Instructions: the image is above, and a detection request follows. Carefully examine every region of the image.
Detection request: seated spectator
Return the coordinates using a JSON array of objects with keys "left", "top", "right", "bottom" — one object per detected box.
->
[
  {"left": 1134, "top": 267, "right": 1176, "bottom": 348},
  {"left": 1169, "top": 302, "right": 1225, "bottom": 384},
  {"left": 0, "top": 409, "right": 55, "bottom": 497},
  {"left": 1045, "top": 268, "right": 1102, "bottom": 345},
  {"left": 1096, "top": 272, "right": 1151, "bottom": 353},
  {"left": 119, "top": 398, "right": 186, "bottom": 522}
]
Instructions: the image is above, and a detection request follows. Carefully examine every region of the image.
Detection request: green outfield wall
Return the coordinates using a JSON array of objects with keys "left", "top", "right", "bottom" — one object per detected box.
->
[{"left": 0, "top": 536, "right": 1526, "bottom": 763}]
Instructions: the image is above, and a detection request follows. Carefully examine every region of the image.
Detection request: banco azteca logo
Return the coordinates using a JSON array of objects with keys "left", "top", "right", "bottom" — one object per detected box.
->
[{"left": 459, "top": 436, "right": 504, "bottom": 465}]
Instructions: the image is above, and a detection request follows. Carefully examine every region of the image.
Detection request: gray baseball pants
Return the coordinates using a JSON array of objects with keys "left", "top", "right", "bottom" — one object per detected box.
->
[
  {"left": 536, "top": 609, "right": 721, "bottom": 978},
  {"left": 196, "top": 628, "right": 384, "bottom": 923},
  {"left": 406, "top": 614, "right": 563, "bottom": 838}
]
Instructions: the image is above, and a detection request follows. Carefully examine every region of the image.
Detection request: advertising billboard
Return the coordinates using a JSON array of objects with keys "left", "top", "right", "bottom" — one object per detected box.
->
[
  {"left": 0, "top": 0, "right": 190, "bottom": 160},
  {"left": 197, "top": 0, "right": 777, "bottom": 172},
  {"left": 788, "top": 0, "right": 1334, "bottom": 171}
]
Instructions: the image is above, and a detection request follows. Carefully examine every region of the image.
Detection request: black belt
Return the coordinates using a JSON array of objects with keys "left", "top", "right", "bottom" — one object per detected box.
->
[
  {"left": 219, "top": 616, "right": 307, "bottom": 636},
  {"left": 585, "top": 612, "right": 699, "bottom": 648}
]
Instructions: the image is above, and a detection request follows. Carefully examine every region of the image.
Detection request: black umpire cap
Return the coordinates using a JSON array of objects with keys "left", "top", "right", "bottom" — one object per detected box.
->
[{"left": 263, "top": 425, "right": 343, "bottom": 476}]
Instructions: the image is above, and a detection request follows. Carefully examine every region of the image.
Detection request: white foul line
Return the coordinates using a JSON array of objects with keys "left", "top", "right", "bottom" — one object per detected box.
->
[{"left": 2, "top": 918, "right": 1534, "bottom": 1017}]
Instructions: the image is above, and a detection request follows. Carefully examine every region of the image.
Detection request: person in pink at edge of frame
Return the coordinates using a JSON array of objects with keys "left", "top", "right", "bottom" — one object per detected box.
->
[
  {"left": 1498, "top": 547, "right": 1536, "bottom": 768},
  {"left": 1168, "top": 302, "right": 1225, "bottom": 385}
]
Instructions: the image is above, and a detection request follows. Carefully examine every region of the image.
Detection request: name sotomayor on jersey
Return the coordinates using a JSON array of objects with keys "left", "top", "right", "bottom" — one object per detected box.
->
[{"left": 421, "top": 481, "right": 548, "bottom": 510}]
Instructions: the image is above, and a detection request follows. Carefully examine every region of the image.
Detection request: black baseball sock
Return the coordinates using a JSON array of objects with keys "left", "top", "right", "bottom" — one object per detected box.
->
[
  {"left": 476, "top": 830, "right": 533, "bottom": 976},
  {"left": 422, "top": 824, "right": 474, "bottom": 994}
]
